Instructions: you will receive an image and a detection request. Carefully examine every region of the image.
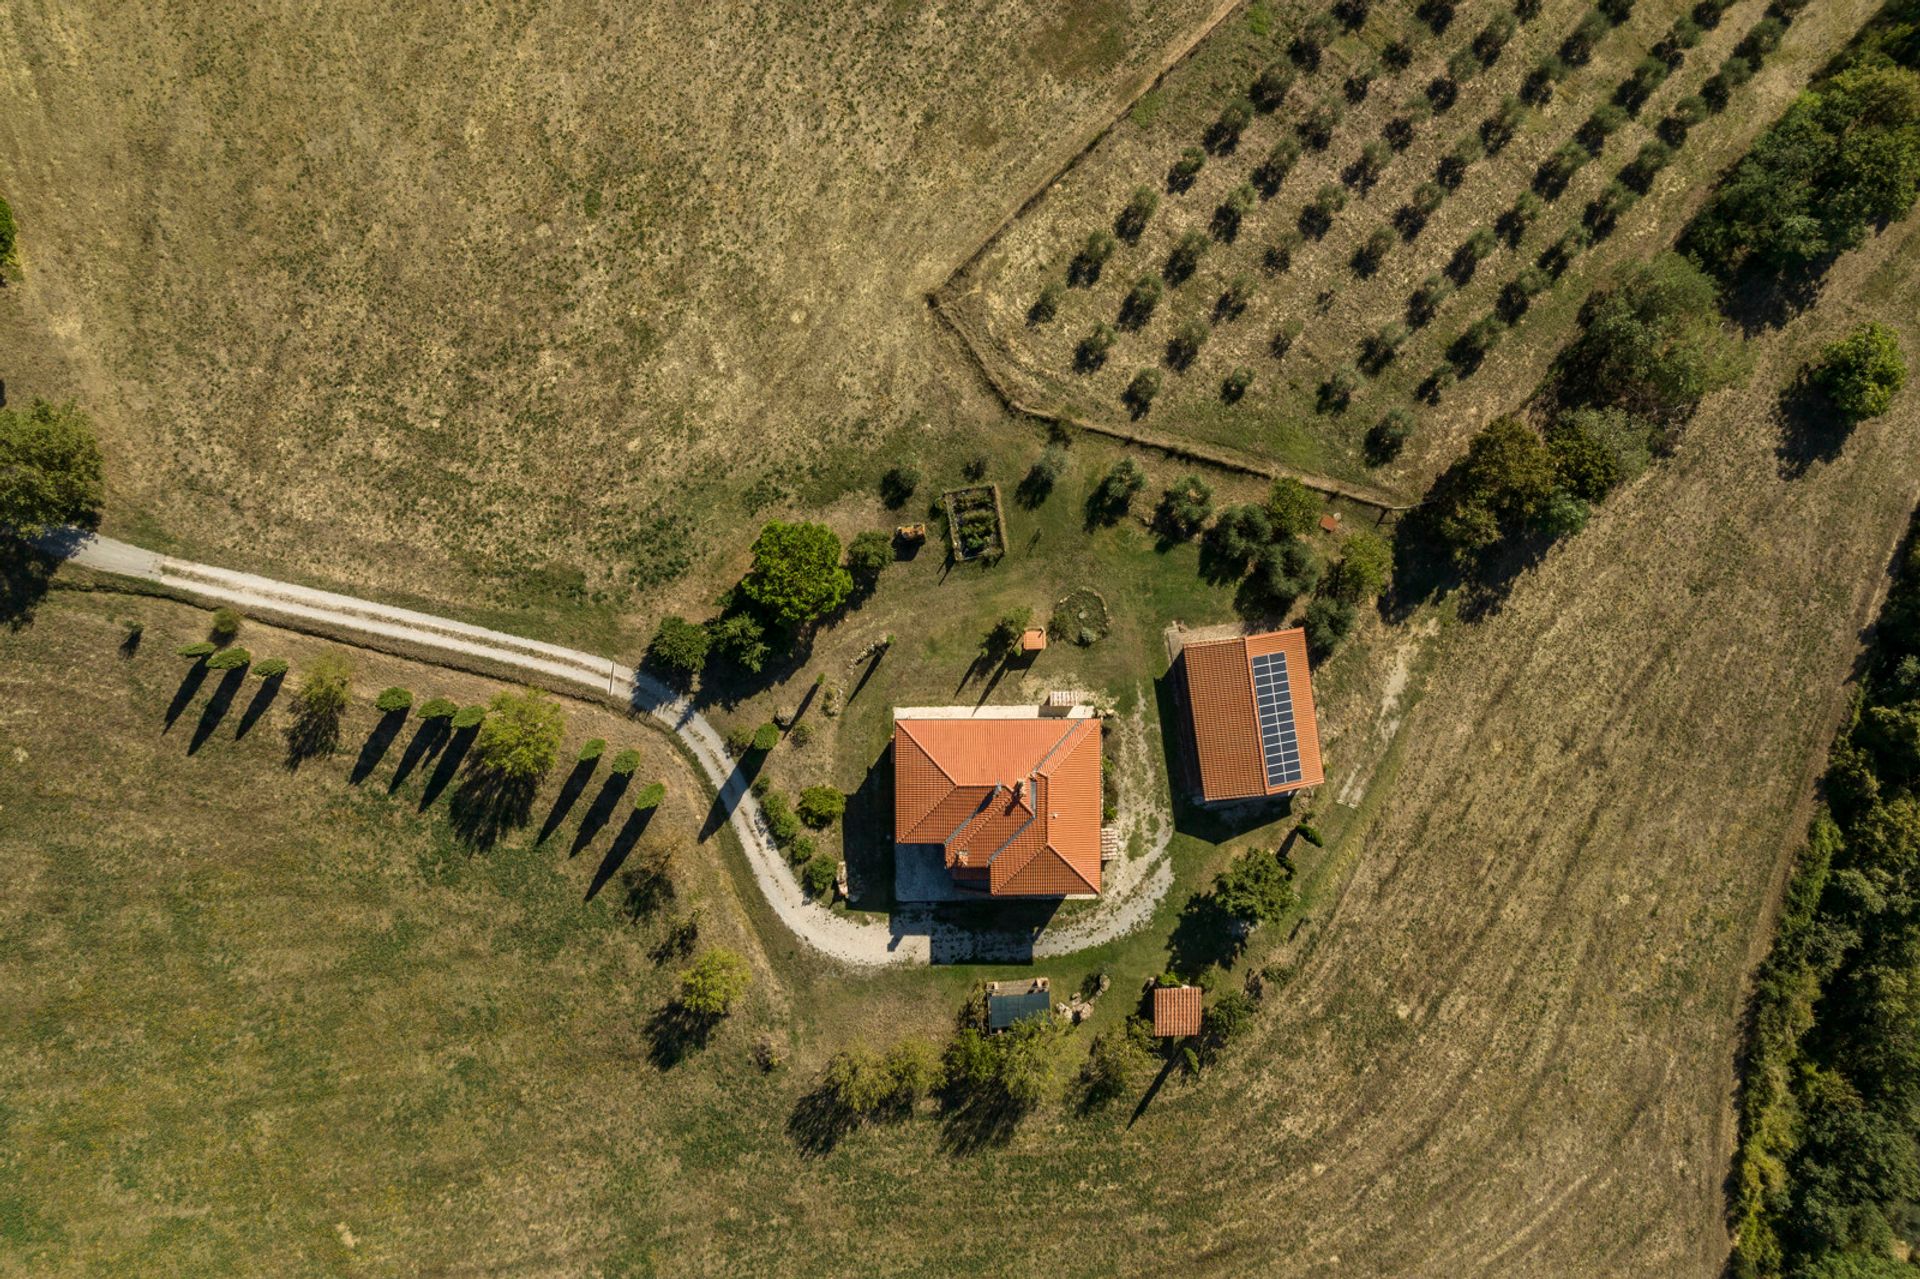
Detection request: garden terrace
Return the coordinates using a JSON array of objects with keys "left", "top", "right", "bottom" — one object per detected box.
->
[{"left": 944, "top": 483, "right": 1008, "bottom": 561}]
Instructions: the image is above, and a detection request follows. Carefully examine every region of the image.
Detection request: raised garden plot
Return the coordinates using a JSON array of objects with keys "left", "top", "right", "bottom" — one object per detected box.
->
[{"left": 943, "top": 484, "right": 1007, "bottom": 561}]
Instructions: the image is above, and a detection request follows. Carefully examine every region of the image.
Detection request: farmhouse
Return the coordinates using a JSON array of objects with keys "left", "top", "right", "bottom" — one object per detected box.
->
[
  {"left": 1169, "top": 626, "right": 1324, "bottom": 804},
  {"left": 893, "top": 706, "right": 1103, "bottom": 898}
]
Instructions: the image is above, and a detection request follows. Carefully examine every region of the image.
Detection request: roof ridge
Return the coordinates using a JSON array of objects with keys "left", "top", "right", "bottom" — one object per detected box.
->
[
  {"left": 1033, "top": 717, "right": 1093, "bottom": 778},
  {"left": 943, "top": 782, "right": 1003, "bottom": 849},
  {"left": 897, "top": 719, "right": 960, "bottom": 788}
]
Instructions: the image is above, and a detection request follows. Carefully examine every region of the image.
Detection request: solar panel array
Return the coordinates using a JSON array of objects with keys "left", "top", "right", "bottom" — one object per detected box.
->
[{"left": 1249, "top": 650, "right": 1304, "bottom": 788}]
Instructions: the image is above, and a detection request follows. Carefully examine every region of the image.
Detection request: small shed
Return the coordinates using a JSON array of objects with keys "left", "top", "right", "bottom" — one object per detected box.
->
[
  {"left": 1318, "top": 513, "right": 1342, "bottom": 534},
  {"left": 1020, "top": 627, "right": 1048, "bottom": 653},
  {"left": 1152, "top": 985, "right": 1204, "bottom": 1038},
  {"left": 986, "top": 978, "right": 1052, "bottom": 1031}
]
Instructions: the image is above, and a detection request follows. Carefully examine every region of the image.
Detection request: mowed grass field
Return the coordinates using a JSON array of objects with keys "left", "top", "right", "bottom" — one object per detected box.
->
[
  {"left": 0, "top": 0, "right": 1217, "bottom": 648},
  {"left": 947, "top": 0, "right": 1876, "bottom": 497}
]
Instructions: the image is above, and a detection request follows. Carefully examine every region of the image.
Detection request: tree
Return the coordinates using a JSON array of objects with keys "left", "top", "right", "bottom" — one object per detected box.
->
[
  {"left": 802, "top": 852, "right": 838, "bottom": 897},
  {"left": 1124, "top": 368, "right": 1162, "bottom": 416},
  {"left": 176, "top": 641, "right": 217, "bottom": 659},
  {"left": 252, "top": 658, "right": 289, "bottom": 680},
  {"left": 578, "top": 738, "right": 607, "bottom": 763},
  {"left": 1252, "top": 539, "right": 1321, "bottom": 605},
  {"left": 880, "top": 463, "right": 921, "bottom": 508},
  {"left": 1366, "top": 409, "right": 1414, "bottom": 464},
  {"left": 374, "top": 686, "right": 412, "bottom": 713},
  {"left": 1304, "top": 596, "right": 1357, "bottom": 657},
  {"left": 418, "top": 696, "right": 457, "bottom": 720},
  {"left": 798, "top": 785, "right": 845, "bottom": 828},
  {"left": 846, "top": 529, "right": 893, "bottom": 582},
  {"left": 650, "top": 615, "right": 711, "bottom": 679},
  {"left": 708, "top": 611, "right": 770, "bottom": 673},
  {"left": 1020, "top": 447, "right": 1066, "bottom": 505},
  {"left": 633, "top": 781, "right": 667, "bottom": 811},
  {"left": 1166, "top": 229, "right": 1209, "bottom": 282},
  {"left": 1119, "top": 273, "right": 1162, "bottom": 329},
  {"left": 1213, "top": 850, "right": 1296, "bottom": 928},
  {"left": 823, "top": 1045, "right": 890, "bottom": 1114},
  {"left": 1558, "top": 254, "right": 1742, "bottom": 423},
  {"left": 1432, "top": 416, "right": 1557, "bottom": 559},
  {"left": 1092, "top": 458, "right": 1147, "bottom": 520},
  {"left": 1157, "top": 475, "right": 1212, "bottom": 538},
  {"left": 1116, "top": 185, "right": 1159, "bottom": 241},
  {"left": 741, "top": 521, "right": 852, "bottom": 625},
  {"left": 205, "top": 647, "right": 251, "bottom": 671},
  {"left": 883, "top": 1037, "right": 944, "bottom": 1106},
  {"left": 471, "top": 688, "right": 564, "bottom": 782},
  {"left": 210, "top": 607, "right": 243, "bottom": 642},
  {"left": 297, "top": 650, "right": 352, "bottom": 720},
  {"left": 451, "top": 705, "right": 485, "bottom": 730},
  {"left": 753, "top": 722, "right": 780, "bottom": 752},
  {"left": 1689, "top": 65, "right": 1920, "bottom": 274},
  {"left": 982, "top": 608, "right": 1033, "bottom": 661},
  {"left": 1082, "top": 1017, "right": 1157, "bottom": 1106},
  {"left": 1266, "top": 477, "right": 1321, "bottom": 538},
  {"left": 1815, "top": 322, "right": 1906, "bottom": 421},
  {"left": 0, "top": 400, "right": 103, "bottom": 538},
  {"left": 679, "top": 948, "right": 751, "bottom": 1017},
  {"left": 1329, "top": 529, "right": 1391, "bottom": 601},
  {"left": 1207, "top": 504, "right": 1273, "bottom": 567}
]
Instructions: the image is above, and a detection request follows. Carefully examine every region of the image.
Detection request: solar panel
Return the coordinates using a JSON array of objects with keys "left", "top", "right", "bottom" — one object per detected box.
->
[{"left": 1249, "top": 650, "right": 1303, "bottom": 787}]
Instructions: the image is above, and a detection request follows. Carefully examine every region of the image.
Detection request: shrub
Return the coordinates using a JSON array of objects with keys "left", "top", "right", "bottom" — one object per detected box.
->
[
  {"left": 1082, "top": 1019, "right": 1157, "bottom": 1107},
  {"left": 1352, "top": 139, "right": 1391, "bottom": 185},
  {"left": 1124, "top": 368, "right": 1162, "bottom": 416},
  {"left": 1437, "top": 135, "right": 1481, "bottom": 188},
  {"left": 1815, "top": 322, "right": 1907, "bottom": 421},
  {"left": 1255, "top": 137, "right": 1303, "bottom": 193},
  {"left": 1115, "top": 185, "right": 1159, "bottom": 241},
  {"left": 1092, "top": 458, "right": 1148, "bottom": 519},
  {"left": 469, "top": 688, "right": 562, "bottom": 781},
  {"left": 1354, "top": 227, "right": 1395, "bottom": 276},
  {"left": 1266, "top": 477, "right": 1320, "bottom": 538},
  {"left": 1217, "top": 273, "right": 1254, "bottom": 317},
  {"left": 1408, "top": 273, "right": 1453, "bottom": 327},
  {"left": 1165, "top": 229, "right": 1208, "bottom": 283},
  {"left": 798, "top": 785, "right": 846, "bottom": 828},
  {"left": 1271, "top": 318, "right": 1303, "bottom": 359},
  {"left": 1028, "top": 281, "right": 1063, "bottom": 324},
  {"left": 1561, "top": 10, "right": 1609, "bottom": 64},
  {"left": 1475, "top": 12, "right": 1517, "bottom": 63},
  {"left": 1330, "top": 530, "right": 1392, "bottom": 601},
  {"left": 1075, "top": 321, "right": 1117, "bottom": 371},
  {"left": 419, "top": 696, "right": 457, "bottom": 720},
  {"left": 1019, "top": 446, "right": 1067, "bottom": 507},
  {"left": 633, "top": 781, "right": 667, "bottom": 811},
  {"left": 1500, "top": 191, "right": 1543, "bottom": 243},
  {"left": 0, "top": 400, "right": 104, "bottom": 538},
  {"left": 1481, "top": 95, "right": 1525, "bottom": 153},
  {"left": 1624, "top": 140, "right": 1673, "bottom": 190},
  {"left": 1537, "top": 141, "right": 1589, "bottom": 194},
  {"left": 205, "top": 647, "right": 251, "bottom": 671},
  {"left": 210, "top": 607, "right": 243, "bottom": 642},
  {"left": 753, "top": 722, "right": 780, "bottom": 752},
  {"left": 1169, "top": 146, "right": 1206, "bottom": 189},
  {"left": 1157, "top": 475, "right": 1213, "bottom": 538},
  {"left": 1167, "top": 318, "right": 1209, "bottom": 370},
  {"left": 1263, "top": 230, "right": 1301, "bottom": 274},
  {"left": 1299, "top": 184, "right": 1346, "bottom": 238},
  {"left": 1558, "top": 254, "right": 1743, "bottom": 422},
  {"left": 176, "top": 641, "right": 217, "bottom": 659},
  {"left": 1383, "top": 37, "right": 1414, "bottom": 70},
  {"left": 679, "top": 949, "right": 751, "bottom": 1017},
  {"left": 1208, "top": 98, "right": 1254, "bottom": 151},
  {"left": 578, "top": 738, "right": 607, "bottom": 763},
  {"left": 1119, "top": 274, "right": 1162, "bottom": 329},
  {"left": 1306, "top": 595, "right": 1358, "bottom": 657},
  {"left": 786, "top": 831, "right": 816, "bottom": 865},
  {"left": 801, "top": 853, "right": 838, "bottom": 898},
  {"left": 1362, "top": 321, "right": 1406, "bottom": 373},
  {"left": 846, "top": 530, "right": 892, "bottom": 582},
  {"left": 1251, "top": 63, "right": 1295, "bottom": 112},
  {"left": 1214, "top": 184, "right": 1256, "bottom": 240},
  {"left": 880, "top": 463, "right": 921, "bottom": 507},
  {"left": 1222, "top": 366, "right": 1253, "bottom": 402},
  {"left": 1583, "top": 103, "right": 1629, "bottom": 152},
  {"left": 1446, "top": 46, "right": 1479, "bottom": 87},
  {"left": 1366, "top": 409, "right": 1414, "bottom": 464},
  {"left": 742, "top": 520, "right": 852, "bottom": 626},
  {"left": 724, "top": 723, "right": 755, "bottom": 756},
  {"left": 374, "top": 686, "right": 412, "bottom": 713},
  {"left": 610, "top": 748, "right": 643, "bottom": 776},
  {"left": 1318, "top": 363, "right": 1359, "bottom": 412},
  {"left": 253, "top": 657, "right": 289, "bottom": 680},
  {"left": 789, "top": 722, "right": 815, "bottom": 748},
  {"left": 762, "top": 791, "right": 801, "bottom": 846}
]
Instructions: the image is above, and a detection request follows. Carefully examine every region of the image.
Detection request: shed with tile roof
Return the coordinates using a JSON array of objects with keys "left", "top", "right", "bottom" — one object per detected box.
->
[{"left": 1152, "top": 985, "right": 1204, "bottom": 1038}]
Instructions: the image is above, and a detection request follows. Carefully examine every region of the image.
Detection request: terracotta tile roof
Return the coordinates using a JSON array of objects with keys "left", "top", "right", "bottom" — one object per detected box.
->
[
  {"left": 1319, "top": 513, "right": 1342, "bottom": 534},
  {"left": 1178, "top": 627, "right": 1324, "bottom": 802},
  {"left": 1021, "top": 627, "right": 1048, "bottom": 651},
  {"left": 1153, "top": 986, "right": 1204, "bottom": 1037},
  {"left": 893, "top": 716, "right": 1102, "bottom": 896}
]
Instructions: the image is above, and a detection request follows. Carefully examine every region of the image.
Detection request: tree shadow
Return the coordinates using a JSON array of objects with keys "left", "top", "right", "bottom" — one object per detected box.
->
[
  {"left": 388, "top": 718, "right": 448, "bottom": 793},
  {"left": 187, "top": 667, "right": 247, "bottom": 755},
  {"left": 1774, "top": 372, "right": 1851, "bottom": 478},
  {"left": 644, "top": 1001, "right": 720, "bottom": 1070},
  {"left": 937, "top": 1085, "right": 1027, "bottom": 1156},
  {"left": 119, "top": 627, "right": 143, "bottom": 658},
  {"left": 787, "top": 1085, "right": 862, "bottom": 1157},
  {"left": 572, "top": 772, "right": 634, "bottom": 855},
  {"left": 416, "top": 722, "right": 476, "bottom": 807},
  {"left": 0, "top": 542, "right": 57, "bottom": 631},
  {"left": 284, "top": 701, "right": 347, "bottom": 770},
  {"left": 449, "top": 764, "right": 539, "bottom": 851},
  {"left": 1167, "top": 891, "right": 1245, "bottom": 975},
  {"left": 233, "top": 673, "right": 283, "bottom": 741},
  {"left": 164, "top": 660, "right": 212, "bottom": 733},
  {"left": 538, "top": 757, "right": 598, "bottom": 844},
  {"left": 696, "top": 747, "right": 765, "bottom": 842},
  {"left": 587, "top": 807, "right": 655, "bottom": 901},
  {"left": 348, "top": 709, "right": 408, "bottom": 785}
]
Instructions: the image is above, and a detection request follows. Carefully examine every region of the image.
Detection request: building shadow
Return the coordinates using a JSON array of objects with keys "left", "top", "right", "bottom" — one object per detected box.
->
[
  {"left": 187, "top": 667, "right": 247, "bottom": 755},
  {"left": 1126, "top": 1054, "right": 1183, "bottom": 1129},
  {"left": 164, "top": 660, "right": 211, "bottom": 733},
  {"left": 841, "top": 746, "right": 895, "bottom": 910},
  {"left": 417, "top": 723, "right": 476, "bottom": 809},
  {"left": 233, "top": 673, "right": 283, "bottom": 740},
  {"left": 538, "top": 757, "right": 599, "bottom": 844},
  {"left": 571, "top": 773, "right": 633, "bottom": 855},
  {"left": 388, "top": 718, "right": 448, "bottom": 793},
  {"left": 846, "top": 647, "right": 887, "bottom": 706},
  {"left": 586, "top": 807, "right": 655, "bottom": 901},
  {"left": 348, "top": 709, "right": 408, "bottom": 785}
]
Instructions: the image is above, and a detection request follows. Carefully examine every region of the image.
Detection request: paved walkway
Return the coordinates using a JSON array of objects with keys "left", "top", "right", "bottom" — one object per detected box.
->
[{"left": 44, "top": 531, "right": 1175, "bottom": 968}]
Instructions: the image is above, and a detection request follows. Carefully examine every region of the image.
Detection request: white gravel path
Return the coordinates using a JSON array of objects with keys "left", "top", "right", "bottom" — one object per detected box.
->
[{"left": 45, "top": 530, "right": 1175, "bottom": 968}]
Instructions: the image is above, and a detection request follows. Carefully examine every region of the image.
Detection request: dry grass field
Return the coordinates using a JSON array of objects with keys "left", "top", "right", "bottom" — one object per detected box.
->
[
  {"left": 3, "top": 0, "right": 1920, "bottom": 1274},
  {"left": 944, "top": 0, "right": 1874, "bottom": 498},
  {"left": 0, "top": 0, "right": 1216, "bottom": 645}
]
